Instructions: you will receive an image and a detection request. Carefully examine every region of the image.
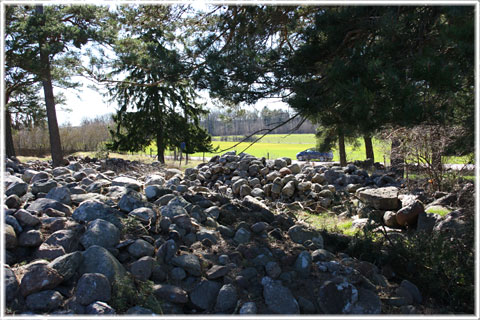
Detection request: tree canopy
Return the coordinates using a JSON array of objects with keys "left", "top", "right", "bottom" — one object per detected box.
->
[{"left": 104, "top": 6, "right": 213, "bottom": 163}]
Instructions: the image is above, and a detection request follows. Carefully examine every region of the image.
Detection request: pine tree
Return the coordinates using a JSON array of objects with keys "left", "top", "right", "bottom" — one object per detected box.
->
[
  {"left": 106, "top": 7, "right": 213, "bottom": 163},
  {"left": 4, "top": 4, "right": 115, "bottom": 166}
]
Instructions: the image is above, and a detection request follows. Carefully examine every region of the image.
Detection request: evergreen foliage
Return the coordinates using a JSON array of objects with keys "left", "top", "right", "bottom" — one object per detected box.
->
[
  {"left": 106, "top": 6, "right": 213, "bottom": 163},
  {"left": 4, "top": 4, "right": 116, "bottom": 164}
]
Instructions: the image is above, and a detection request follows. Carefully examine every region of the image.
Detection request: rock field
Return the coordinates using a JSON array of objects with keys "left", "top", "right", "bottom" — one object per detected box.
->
[{"left": 3, "top": 152, "right": 473, "bottom": 315}]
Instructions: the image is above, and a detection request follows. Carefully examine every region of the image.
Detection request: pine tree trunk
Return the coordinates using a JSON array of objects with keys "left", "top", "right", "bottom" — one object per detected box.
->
[
  {"left": 36, "top": 5, "right": 64, "bottom": 167},
  {"left": 5, "top": 110, "right": 16, "bottom": 158},
  {"left": 156, "top": 132, "right": 165, "bottom": 164},
  {"left": 364, "top": 135, "right": 374, "bottom": 162},
  {"left": 338, "top": 129, "right": 347, "bottom": 167}
]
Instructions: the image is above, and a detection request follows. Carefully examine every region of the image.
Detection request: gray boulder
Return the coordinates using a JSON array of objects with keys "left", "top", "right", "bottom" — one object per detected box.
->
[
  {"left": 400, "top": 279, "right": 422, "bottom": 304},
  {"left": 52, "top": 166, "right": 72, "bottom": 177},
  {"left": 19, "top": 261, "right": 64, "bottom": 296},
  {"left": 153, "top": 284, "right": 188, "bottom": 304},
  {"left": 349, "top": 288, "right": 381, "bottom": 314},
  {"left": 215, "top": 284, "right": 238, "bottom": 313},
  {"left": 233, "top": 227, "right": 251, "bottom": 244},
  {"left": 27, "top": 198, "right": 72, "bottom": 216},
  {"left": 112, "top": 176, "right": 142, "bottom": 191},
  {"left": 76, "top": 273, "right": 111, "bottom": 305},
  {"left": 32, "top": 179, "right": 58, "bottom": 195},
  {"left": 239, "top": 302, "right": 257, "bottom": 314},
  {"left": 5, "top": 224, "right": 17, "bottom": 249},
  {"left": 128, "top": 239, "right": 154, "bottom": 258},
  {"left": 356, "top": 187, "right": 400, "bottom": 210},
  {"left": 79, "top": 245, "right": 126, "bottom": 283},
  {"left": 288, "top": 224, "right": 319, "bottom": 245},
  {"left": 26, "top": 290, "right": 63, "bottom": 312},
  {"left": 317, "top": 279, "right": 358, "bottom": 314},
  {"left": 18, "top": 229, "right": 43, "bottom": 247},
  {"left": 72, "top": 200, "right": 122, "bottom": 229},
  {"left": 46, "top": 186, "right": 72, "bottom": 206},
  {"left": 261, "top": 276, "right": 299, "bottom": 314},
  {"left": 416, "top": 211, "right": 442, "bottom": 233},
  {"left": 14, "top": 209, "right": 40, "bottom": 227},
  {"left": 190, "top": 280, "right": 222, "bottom": 310},
  {"left": 161, "top": 204, "right": 188, "bottom": 219},
  {"left": 118, "top": 190, "right": 148, "bottom": 212},
  {"left": 129, "top": 207, "right": 157, "bottom": 224},
  {"left": 48, "top": 251, "right": 84, "bottom": 281},
  {"left": 281, "top": 181, "right": 296, "bottom": 198},
  {"left": 5, "top": 215, "right": 22, "bottom": 234},
  {"left": 80, "top": 219, "right": 120, "bottom": 249},
  {"left": 130, "top": 256, "right": 155, "bottom": 281},
  {"left": 6, "top": 181, "right": 28, "bottom": 197},
  {"left": 42, "top": 229, "right": 79, "bottom": 253},
  {"left": 294, "top": 251, "right": 312, "bottom": 278},
  {"left": 5, "top": 267, "right": 19, "bottom": 303},
  {"left": 171, "top": 254, "right": 202, "bottom": 276}
]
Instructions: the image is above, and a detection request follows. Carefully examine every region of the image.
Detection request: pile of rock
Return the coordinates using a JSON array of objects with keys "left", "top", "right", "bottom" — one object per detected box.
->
[
  {"left": 353, "top": 185, "right": 470, "bottom": 236},
  {"left": 4, "top": 154, "right": 458, "bottom": 315},
  {"left": 185, "top": 151, "right": 401, "bottom": 205}
]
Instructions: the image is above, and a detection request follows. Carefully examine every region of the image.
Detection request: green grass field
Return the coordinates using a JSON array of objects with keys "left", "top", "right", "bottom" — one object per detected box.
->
[
  {"left": 193, "top": 134, "right": 390, "bottom": 163},
  {"left": 141, "top": 133, "right": 471, "bottom": 164}
]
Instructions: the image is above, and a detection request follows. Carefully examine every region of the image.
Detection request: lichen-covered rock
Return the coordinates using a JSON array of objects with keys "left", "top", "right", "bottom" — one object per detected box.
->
[
  {"left": 48, "top": 251, "right": 84, "bottom": 281},
  {"left": 356, "top": 187, "right": 400, "bottom": 210},
  {"left": 317, "top": 279, "right": 358, "bottom": 314},
  {"left": 19, "top": 262, "right": 64, "bottom": 296},
  {"left": 261, "top": 276, "right": 299, "bottom": 314},
  {"left": 294, "top": 251, "right": 312, "bottom": 278}
]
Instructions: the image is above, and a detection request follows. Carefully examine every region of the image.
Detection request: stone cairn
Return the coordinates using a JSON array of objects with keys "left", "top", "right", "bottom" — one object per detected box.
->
[{"left": 3, "top": 152, "right": 470, "bottom": 315}]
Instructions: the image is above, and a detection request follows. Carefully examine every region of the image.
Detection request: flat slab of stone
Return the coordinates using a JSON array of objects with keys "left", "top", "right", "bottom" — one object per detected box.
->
[{"left": 356, "top": 187, "right": 401, "bottom": 210}]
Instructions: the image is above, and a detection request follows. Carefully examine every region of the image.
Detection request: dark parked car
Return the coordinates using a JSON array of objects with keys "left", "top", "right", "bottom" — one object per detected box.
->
[{"left": 296, "top": 149, "right": 334, "bottom": 161}]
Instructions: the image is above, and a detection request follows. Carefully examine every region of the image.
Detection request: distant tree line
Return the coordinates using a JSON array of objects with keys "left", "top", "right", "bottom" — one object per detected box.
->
[
  {"left": 201, "top": 107, "right": 316, "bottom": 136},
  {"left": 12, "top": 115, "right": 112, "bottom": 156}
]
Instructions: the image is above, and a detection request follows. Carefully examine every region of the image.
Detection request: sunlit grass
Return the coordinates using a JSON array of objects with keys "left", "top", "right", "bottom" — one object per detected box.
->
[
  {"left": 294, "top": 210, "right": 358, "bottom": 236},
  {"left": 425, "top": 206, "right": 451, "bottom": 217},
  {"left": 146, "top": 134, "right": 393, "bottom": 163}
]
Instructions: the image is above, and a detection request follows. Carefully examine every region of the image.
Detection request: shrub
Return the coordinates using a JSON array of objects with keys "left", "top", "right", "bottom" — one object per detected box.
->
[
  {"left": 346, "top": 214, "right": 475, "bottom": 313},
  {"left": 110, "top": 275, "right": 163, "bottom": 314}
]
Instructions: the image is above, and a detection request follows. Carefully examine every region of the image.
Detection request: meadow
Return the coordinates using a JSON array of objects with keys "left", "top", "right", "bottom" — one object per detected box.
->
[{"left": 161, "top": 134, "right": 392, "bottom": 163}]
